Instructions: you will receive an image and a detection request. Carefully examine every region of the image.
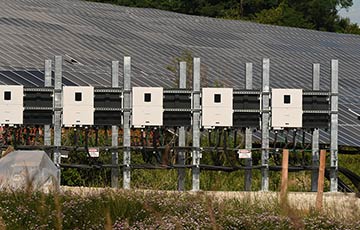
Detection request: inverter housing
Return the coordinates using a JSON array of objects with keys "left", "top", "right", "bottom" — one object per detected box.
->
[
  {"left": 202, "top": 88, "right": 233, "bottom": 128},
  {"left": 132, "top": 87, "right": 163, "bottom": 127},
  {"left": 0, "top": 85, "right": 24, "bottom": 125},
  {"left": 62, "top": 86, "right": 94, "bottom": 126},
  {"left": 271, "top": 88, "right": 302, "bottom": 129}
]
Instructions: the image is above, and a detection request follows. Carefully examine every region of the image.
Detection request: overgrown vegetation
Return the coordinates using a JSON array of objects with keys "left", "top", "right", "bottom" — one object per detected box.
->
[
  {"left": 0, "top": 189, "right": 359, "bottom": 229},
  {"left": 54, "top": 126, "right": 360, "bottom": 193},
  {"left": 87, "top": 0, "right": 360, "bottom": 35}
]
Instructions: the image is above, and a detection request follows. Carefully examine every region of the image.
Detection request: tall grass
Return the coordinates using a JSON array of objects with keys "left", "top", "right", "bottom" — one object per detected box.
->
[
  {"left": 3, "top": 126, "right": 358, "bottom": 192},
  {"left": 0, "top": 189, "right": 359, "bottom": 229}
]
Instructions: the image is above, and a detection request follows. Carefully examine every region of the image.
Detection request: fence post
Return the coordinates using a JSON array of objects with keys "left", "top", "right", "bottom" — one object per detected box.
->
[
  {"left": 192, "top": 57, "right": 201, "bottom": 191},
  {"left": 311, "top": 63, "right": 320, "bottom": 191},
  {"left": 280, "top": 149, "right": 289, "bottom": 202},
  {"left": 330, "top": 59, "right": 338, "bottom": 192},
  {"left": 261, "top": 58, "right": 270, "bottom": 191},
  {"left": 44, "top": 60, "right": 52, "bottom": 146},
  {"left": 53, "top": 56, "right": 62, "bottom": 186},
  {"left": 111, "top": 60, "right": 119, "bottom": 188},
  {"left": 245, "top": 62, "right": 253, "bottom": 191},
  {"left": 178, "top": 61, "right": 187, "bottom": 191},
  {"left": 316, "top": 149, "right": 326, "bottom": 210},
  {"left": 123, "top": 56, "right": 131, "bottom": 189}
]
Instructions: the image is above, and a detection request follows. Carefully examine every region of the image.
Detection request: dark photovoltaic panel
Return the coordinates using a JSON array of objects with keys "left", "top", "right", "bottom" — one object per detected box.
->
[{"left": 0, "top": 0, "right": 359, "bottom": 146}]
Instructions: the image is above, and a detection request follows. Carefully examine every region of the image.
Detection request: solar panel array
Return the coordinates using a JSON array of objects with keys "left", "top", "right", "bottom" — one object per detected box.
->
[{"left": 0, "top": 0, "right": 359, "bottom": 146}]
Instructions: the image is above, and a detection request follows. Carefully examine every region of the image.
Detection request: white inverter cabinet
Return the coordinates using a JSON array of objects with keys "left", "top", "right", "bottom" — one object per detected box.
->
[
  {"left": 202, "top": 88, "right": 233, "bottom": 128},
  {"left": 0, "top": 85, "right": 23, "bottom": 125},
  {"left": 271, "top": 88, "right": 302, "bottom": 129},
  {"left": 132, "top": 87, "right": 163, "bottom": 128},
  {"left": 62, "top": 86, "right": 94, "bottom": 126}
]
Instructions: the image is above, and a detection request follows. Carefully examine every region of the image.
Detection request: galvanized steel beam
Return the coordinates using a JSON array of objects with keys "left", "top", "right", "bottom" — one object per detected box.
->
[
  {"left": 177, "top": 61, "right": 187, "bottom": 191},
  {"left": 44, "top": 59, "right": 52, "bottom": 146},
  {"left": 111, "top": 60, "right": 119, "bottom": 188},
  {"left": 54, "top": 56, "right": 62, "bottom": 186},
  {"left": 311, "top": 63, "right": 320, "bottom": 192},
  {"left": 261, "top": 58, "right": 270, "bottom": 191},
  {"left": 192, "top": 58, "right": 201, "bottom": 191},
  {"left": 330, "top": 59, "right": 338, "bottom": 192},
  {"left": 245, "top": 62, "right": 253, "bottom": 191},
  {"left": 123, "top": 57, "right": 131, "bottom": 189}
]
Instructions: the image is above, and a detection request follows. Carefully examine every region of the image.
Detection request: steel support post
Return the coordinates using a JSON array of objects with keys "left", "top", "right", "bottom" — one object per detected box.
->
[
  {"left": 261, "top": 58, "right": 270, "bottom": 191},
  {"left": 245, "top": 62, "right": 253, "bottom": 191},
  {"left": 123, "top": 56, "right": 131, "bottom": 189},
  {"left": 192, "top": 58, "right": 201, "bottom": 191},
  {"left": 177, "top": 61, "right": 187, "bottom": 191},
  {"left": 54, "top": 56, "right": 62, "bottom": 186},
  {"left": 111, "top": 60, "right": 119, "bottom": 188},
  {"left": 44, "top": 60, "right": 52, "bottom": 146},
  {"left": 311, "top": 63, "right": 320, "bottom": 191},
  {"left": 330, "top": 59, "right": 338, "bottom": 192}
]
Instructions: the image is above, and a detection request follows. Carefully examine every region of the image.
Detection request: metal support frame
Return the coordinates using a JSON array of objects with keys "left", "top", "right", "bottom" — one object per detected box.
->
[
  {"left": 311, "top": 63, "right": 320, "bottom": 191},
  {"left": 53, "top": 56, "right": 62, "bottom": 185},
  {"left": 3, "top": 55, "right": 337, "bottom": 192},
  {"left": 261, "top": 58, "right": 270, "bottom": 191},
  {"left": 192, "top": 58, "right": 201, "bottom": 191},
  {"left": 245, "top": 62, "right": 253, "bottom": 191},
  {"left": 123, "top": 57, "right": 131, "bottom": 189},
  {"left": 44, "top": 60, "right": 52, "bottom": 146},
  {"left": 330, "top": 59, "right": 338, "bottom": 192},
  {"left": 111, "top": 61, "right": 119, "bottom": 188},
  {"left": 177, "top": 61, "right": 186, "bottom": 191}
]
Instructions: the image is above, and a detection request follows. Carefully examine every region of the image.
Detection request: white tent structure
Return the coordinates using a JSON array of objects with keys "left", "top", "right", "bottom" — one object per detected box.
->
[{"left": 0, "top": 150, "right": 59, "bottom": 191}]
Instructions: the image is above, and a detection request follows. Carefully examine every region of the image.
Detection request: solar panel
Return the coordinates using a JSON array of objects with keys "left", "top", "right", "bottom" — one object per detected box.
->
[{"left": 0, "top": 0, "right": 359, "bottom": 146}]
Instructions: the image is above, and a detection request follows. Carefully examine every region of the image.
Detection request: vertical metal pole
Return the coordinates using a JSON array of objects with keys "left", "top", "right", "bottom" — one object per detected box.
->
[
  {"left": 261, "top": 58, "right": 270, "bottom": 191},
  {"left": 111, "top": 61, "right": 119, "bottom": 188},
  {"left": 311, "top": 63, "right": 320, "bottom": 192},
  {"left": 178, "top": 61, "right": 187, "bottom": 191},
  {"left": 123, "top": 57, "right": 131, "bottom": 189},
  {"left": 44, "top": 60, "right": 52, "bottom": 146},
  {"left": 192, "top": 58, "right": 201, "bottom": 191},
  {"left": 245, "top": 62, "right": 253, "bottom": 191},
  {"left": 54, "top": 56, "right": 62, "bottom": 186},
  {"left": 330, "top": 59, "right": 338, "bottom": 192}
]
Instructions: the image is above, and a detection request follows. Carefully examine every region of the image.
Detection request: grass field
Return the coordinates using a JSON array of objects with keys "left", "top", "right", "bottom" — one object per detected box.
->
[{"left": 0, "top": 187, "right": 359, "bottom": 229}]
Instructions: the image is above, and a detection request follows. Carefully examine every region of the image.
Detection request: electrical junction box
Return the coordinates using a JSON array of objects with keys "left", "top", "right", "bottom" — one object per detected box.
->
[
  {"left": 0, "top": 85, "right": 24, "bottom": 125},
  {"left": 62, "top": 86, "right": 94, "bottom": 126},
  {"left": 202, "top": 88, "right": 233, "bottom": 128},
  {"left": 132, "top": 87, "right": 163, "bottom": 127},
  {"left": 271, "top": 88, "right": 302, "bottom": 129}
]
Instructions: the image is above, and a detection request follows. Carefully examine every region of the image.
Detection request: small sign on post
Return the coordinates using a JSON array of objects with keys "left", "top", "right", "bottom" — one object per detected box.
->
[
  {"left": 238, "top": 149, "right": 252, "bottom": 159},
  {"left": 88, "top": 148, "right": 100, "bottom": 158},
  {"left": 61, "top": 151, "right": 69, "bottom": 158}
]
